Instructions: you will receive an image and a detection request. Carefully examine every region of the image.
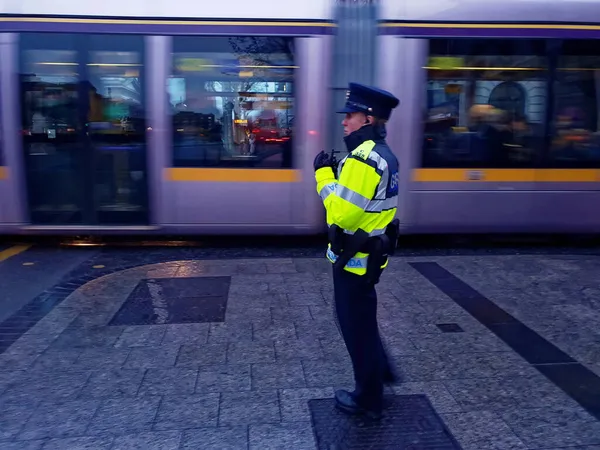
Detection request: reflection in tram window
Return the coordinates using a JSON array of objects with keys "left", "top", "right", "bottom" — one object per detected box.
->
[
  {"left": 86, "top": 41, "right": 148, "bottom": 223},
  {"left": 20, "top": 43, "right": 83, "bottom": 224},
  {"left": 19, "top": 33, "right": 148, "bottom": 225},
  {"left": 0, "top": 105, "right": 3, "bottom": 168},
  {"left": 550, "top": 40, "right": 600, "bottom": 168},
  {"left": 169, "top": 36, "right": 296, "bottom": 168},
  {"left": 0, "top": 84, "right": 3, "bottom": 167},
  {"left": 421, "top": 39, "right": 548, "bottom": 168}
]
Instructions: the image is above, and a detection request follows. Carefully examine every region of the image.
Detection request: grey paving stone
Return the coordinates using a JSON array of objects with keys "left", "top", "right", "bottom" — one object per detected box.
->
[
  {"left": 78, "top": 369, "right": 146, "bottom": 399},
  {"left": 146, "top": 265, "right": 180, "bottom": 278},
  {"left": 2, "top": 371, "right": 91, "bottom": 403},
  {"left": 161, "top": 323, "right": 210, "bottom": 346},
  {"left": 24, "top": 308, "right": 80, "bottom": 337},
  {"left": 252, "top": 322, "right": 296, "bottom": 341},
  {"left": 30, "top": 347, "right": 83, "bottom": 372},
  {"left": 286, "top": 292, "right": 326, "bottom": 307},
  {"left": 227, "top": 341, "right": 275, "bottom": 364},
  {"left": 218, "top": 391, "right": 280, "bottom": 426},
  {"left": 176, "top": 343, "right": 227, "bottom": 367},
  {"left": 113, "top": 325, "right": 167, "bottom": 348},
  {"left": 410, "top": 331, "right": 511, "bottom": 355},
  {"left": 301, "top": 359, "right": 354, "bottom": 388},
  {"left": 271, "top": 306, "right": 312, "bottom": 322},
  {"left": 443, "top": 377, "right": 522, "bottom": 412},
  {"left": 51, "top": 327, "right": 123, "bottom": 349},
  {"left": 195, "top": 364, "right": 251, "bottom": 393},
  {"left": 0, "top": 398, "right": 39, "bottom": 440},
  {"left": 228, "top": 292, "right": 289, "bottom": 309},
  {"left": 2, "top": 440, "right": 45, "bottom": 449},
  {"left": 470, "top": 351, "right": 538, "bottom": 378},
  {"left": 436, "top": 352, "right": 529, "bottom": 380},
  {"left": 294, "top": 320, "right": 340, "bottom": 341},
  {"left": 123, "top": 345, "right": 180, "bottom": 369},
  {"left": 440, "top": 410, "right": 528, "bottom": 449},
  {"left": 180, "top": 426, "right": 248, "bottom": 449},
  {"left": 228, "top": 279, "right": 270, "bottom": 296},
  {"left": 40, "top": 436, "right": 114, "bottom": 449},
  {"left": 236, "top": 262, "right": 268, "bottom": 274},
  {"left": 86, "top": 396, "right": 162, "bottom": 436},
  {"left": 266, "top": 260, "right": 298, "bottom": 274},
  {"left": 445, "top": 374, "right": 581, "bottom": 413},
  {"left": 501, "top": 406, "right": 600, "bottom": 448},
  {"left": 393, "top": 351, "right": 524, "bottom": 383},
  {"left": 251, "top": 362, "right": 306, "bottom": 390},
  {"left": 274, "top": 337, "right": 324, "bottom": 362},
  {"left": 0, "top": 370, "right": 27, "bottom": 395},
  {"left": 3, "top": 333, "right": 57, "bottom": 356},
  {"left": 73, "top": 348, "right": 131, "bottom": 370},
  {"left": 138, "top": 368, "right": 198, "bottom": 396},
  {"left": 0, "top": 349, "right": 42, "bottom": 371},
  {"left": 208, "top": 323, "right": 252, "bottom": 343},
  {"left": 249, "top": 422, "right": 316, "bottom": 450},
  {"left": 18, "top": 399, "right": 100, "bottom": 440},
  {"left": 504, "top": 373, "right": 582, "bottom": 410},
  {"left": 67, "top": 313, "right": 113, "bottom": 329},
  {"left": 381, "top": 333, "right": 421, "bottom": 357},
  {"left": 308, "top": 305, "right": 333, "bottom": 321},
  {"left": 318, "top": 338, "right": 350, "bottom": 363},
  {"left": 279, "top": 387, "right": 334, "bottom": 422},
  {"left": 392, "top": 381, "right": 463, "bottom": 413},
  {"left": 226, "top": 307, "right": 272, "bottom": 325},
  {"left": 154, "top": 394, "right": 220, "bottom": 430},
  {"left": 112, "top": 431, "right": 182, "bottom": 449}
]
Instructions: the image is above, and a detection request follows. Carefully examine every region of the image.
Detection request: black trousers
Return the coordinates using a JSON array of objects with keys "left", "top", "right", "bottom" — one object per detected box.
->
[{"left": 333, "top": 267, "right": 392, "bottom": 412}]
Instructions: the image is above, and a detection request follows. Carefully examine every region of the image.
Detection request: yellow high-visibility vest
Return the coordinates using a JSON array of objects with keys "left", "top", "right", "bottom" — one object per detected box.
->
[{"left": 315, "top": 139, "right": 399, "bottom": 275}]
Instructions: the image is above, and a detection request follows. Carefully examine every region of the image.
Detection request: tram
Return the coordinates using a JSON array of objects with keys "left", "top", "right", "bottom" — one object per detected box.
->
[{"left": 0, "top": 0, "right": 599, "bottom": 235}]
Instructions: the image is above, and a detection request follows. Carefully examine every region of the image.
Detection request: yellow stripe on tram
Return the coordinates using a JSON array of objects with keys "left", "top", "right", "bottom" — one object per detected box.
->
[
  {"left": 412, "top": 169, "right": 600, "bottom": 183},
  {"left": 166, "top": 168, "right": 300, "bottom": 183},
  {"left": 0, "top": 245, "right": 32, "bottom": 263}
]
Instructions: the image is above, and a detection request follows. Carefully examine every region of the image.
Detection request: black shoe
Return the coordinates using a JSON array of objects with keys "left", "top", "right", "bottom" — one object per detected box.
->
[{"left": 334, "top": 389, "right": 382, "bottom": 420}]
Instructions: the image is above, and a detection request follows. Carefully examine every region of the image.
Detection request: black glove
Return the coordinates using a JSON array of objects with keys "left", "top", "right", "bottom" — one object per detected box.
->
[{"left": 313, "top": 150, "right": 333, "bottom": 171}]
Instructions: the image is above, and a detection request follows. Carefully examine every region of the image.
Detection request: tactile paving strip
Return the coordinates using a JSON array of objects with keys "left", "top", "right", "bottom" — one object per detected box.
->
[
  {"left": 308, "top": 394, "right": 462, "bottom": 449},
  {"left": 109, "top": 276, "right": 230, "bottom": 326}
]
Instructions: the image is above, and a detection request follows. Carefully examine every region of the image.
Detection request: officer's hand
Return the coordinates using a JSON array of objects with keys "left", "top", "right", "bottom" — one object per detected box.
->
[{"left": 313, "top": 151, "right": 333, "bottom": 171}]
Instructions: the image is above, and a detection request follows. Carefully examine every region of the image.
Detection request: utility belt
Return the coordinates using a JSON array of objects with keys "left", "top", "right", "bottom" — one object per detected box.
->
[{"left": 327, "top": 218, "right": 400, "bottom": 285}]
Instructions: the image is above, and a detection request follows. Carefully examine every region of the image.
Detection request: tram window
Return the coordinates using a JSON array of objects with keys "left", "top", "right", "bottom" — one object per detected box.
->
[
  {"left": 0, "top": 113, "right": 3, "bottom": 167},
  {"left": 0, "top": 85, "right": 3, "bottom": 167},
  {"left": 421, "top": 39, "right": 548, "bottom": 168},
  {"left": 19, "top": 33, "right": 148, "bottom": 225},
  {"left": 548, "top": 40, "right": 600, "bottom": 168},
  {"left": 169, "top": 36, "right": 295, "bottom": 169}
]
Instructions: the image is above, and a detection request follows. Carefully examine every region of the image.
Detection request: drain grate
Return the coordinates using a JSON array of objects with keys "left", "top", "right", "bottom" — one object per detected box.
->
[{"left": 308, "top": 394, "right": 462, "bottom": 449}]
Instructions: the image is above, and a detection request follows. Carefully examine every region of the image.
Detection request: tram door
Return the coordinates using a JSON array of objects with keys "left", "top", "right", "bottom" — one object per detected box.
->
[{"left": 19, "top": 33, "right": 149, "bottom": 226}]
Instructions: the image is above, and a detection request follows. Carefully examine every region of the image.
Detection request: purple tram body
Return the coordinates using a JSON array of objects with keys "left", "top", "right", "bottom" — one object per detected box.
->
[{"left": 1, "top": 0, "right": 600, "bottom": 236}]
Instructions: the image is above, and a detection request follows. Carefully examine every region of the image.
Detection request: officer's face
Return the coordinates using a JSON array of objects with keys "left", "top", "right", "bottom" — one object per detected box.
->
[{"left": 342, "top": 112, "right": 368, "bottom": 136}]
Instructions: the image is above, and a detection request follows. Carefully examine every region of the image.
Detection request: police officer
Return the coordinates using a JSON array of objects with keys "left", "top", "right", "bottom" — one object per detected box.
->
[{"left": 313, "top": 82, "right": 401, "bottom": 420}]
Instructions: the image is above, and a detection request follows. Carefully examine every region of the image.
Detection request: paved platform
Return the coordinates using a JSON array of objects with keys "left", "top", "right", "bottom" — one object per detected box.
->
[{"left": 1, "top": 244, "right": 600, "bottom": 449}]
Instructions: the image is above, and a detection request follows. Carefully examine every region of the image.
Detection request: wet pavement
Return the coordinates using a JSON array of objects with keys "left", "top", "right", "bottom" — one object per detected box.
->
[{"left": 1, "top": 243, "right": 600, "bottom": 449}]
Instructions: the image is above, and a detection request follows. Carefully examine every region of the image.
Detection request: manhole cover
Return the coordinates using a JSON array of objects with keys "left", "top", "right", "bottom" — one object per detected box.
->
[
  {"left": 308, "top": 394, "right": 462, "bottom": 449},
  {"left": 109, "top": 277, "right": 230, "bottom": 326}
]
